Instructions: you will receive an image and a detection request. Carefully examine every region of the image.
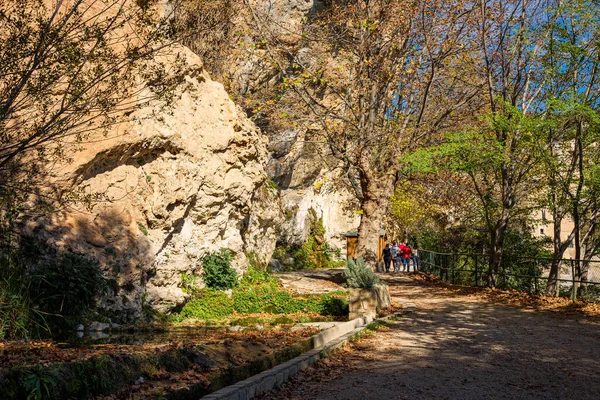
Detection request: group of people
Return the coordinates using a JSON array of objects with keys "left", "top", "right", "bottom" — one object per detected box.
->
[{"left": 382, "top": 242, "right": 418, "bottom": 273}]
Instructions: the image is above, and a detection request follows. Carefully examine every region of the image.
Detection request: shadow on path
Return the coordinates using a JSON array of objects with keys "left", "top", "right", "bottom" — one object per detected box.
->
[{"left": 261, "top": 275, "right": 600, "bottom": 400}]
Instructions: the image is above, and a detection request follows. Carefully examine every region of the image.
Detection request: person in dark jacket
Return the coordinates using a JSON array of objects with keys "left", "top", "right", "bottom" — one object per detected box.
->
[{"left": 382, "top": 244, "right": 392, "bottom": 272}]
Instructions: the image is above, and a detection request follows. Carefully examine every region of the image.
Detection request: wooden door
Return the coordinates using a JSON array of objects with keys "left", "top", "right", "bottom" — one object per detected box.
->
[
  {"left": 346, "top": 237, "right": 357, "bottom": 259},
  {"left": 378, "top": 236, "right": 385, "bottom": 262}
]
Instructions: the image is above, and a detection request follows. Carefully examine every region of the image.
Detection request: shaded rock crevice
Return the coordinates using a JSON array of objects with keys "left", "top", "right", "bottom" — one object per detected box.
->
[{"left": 72, "top": 136, "right": 188, "bottom": 183}]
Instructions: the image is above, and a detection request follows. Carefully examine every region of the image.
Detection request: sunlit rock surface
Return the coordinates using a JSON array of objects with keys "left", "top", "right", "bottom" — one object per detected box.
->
[
  {"left": 27, "top": 46, "right": 281, "bottom": 318},
  {"left": 267, "top": 132, "right": 360, "bottom": 254}
]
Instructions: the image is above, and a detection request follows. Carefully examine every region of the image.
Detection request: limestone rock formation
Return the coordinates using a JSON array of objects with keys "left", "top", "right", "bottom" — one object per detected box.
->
[
  {"left": 223, "top": 0, "right": 361, "bottom": 255},
  {"left": 228, "top": 0, "right": 324, "bottom": 94},
  {"left": 267, "top": 131, "right": 361, "bottom": 253},
  {"left": 26, "top": 46, "right": 282, "bottom": 319}
]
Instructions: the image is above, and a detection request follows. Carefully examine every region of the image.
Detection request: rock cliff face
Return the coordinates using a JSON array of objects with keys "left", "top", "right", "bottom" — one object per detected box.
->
[
  {"left": 267, "top": 132, "right": 360, "bottom": 253},
  {"left": 27, "top": 0, "right": 357, "bottom": 319},
  {"left": 28, "top": 46, "right": 281, "bottom": 319},
  {"left": 228, "top": 0, "right": 324, "bottom": 94},
  {"left": 219, "top": 0, "right": 361, "bottom": 255}
]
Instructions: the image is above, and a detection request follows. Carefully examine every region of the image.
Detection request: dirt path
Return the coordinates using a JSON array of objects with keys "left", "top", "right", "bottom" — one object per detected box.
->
[{"left": 261, "top": 275, "right": 600, "bottom": 400}]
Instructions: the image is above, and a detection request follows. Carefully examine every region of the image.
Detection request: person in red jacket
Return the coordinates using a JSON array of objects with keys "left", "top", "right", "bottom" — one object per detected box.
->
[
  {"left": 398, "top": 242, "right": 406, "bottom": 271},
  {"left": 402, "top": 243, "right": 412, "bottom": 272}
]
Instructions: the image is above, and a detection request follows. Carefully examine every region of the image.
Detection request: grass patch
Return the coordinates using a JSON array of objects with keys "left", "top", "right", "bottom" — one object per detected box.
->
[
  {"left": 364, "top": 320, "right": 387, "bottom": 331},
  {"left": 171, "top": 268, "right": 349, "bottom": 324}
]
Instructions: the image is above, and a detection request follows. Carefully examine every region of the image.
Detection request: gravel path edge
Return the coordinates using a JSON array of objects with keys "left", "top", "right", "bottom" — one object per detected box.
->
[{"left": 200, "top": 309, "right": 413, "bottom": 400}]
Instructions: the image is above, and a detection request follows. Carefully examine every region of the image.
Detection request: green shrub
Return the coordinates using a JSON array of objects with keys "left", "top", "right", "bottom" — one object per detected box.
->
[
  {"left": 245, "top": 251, "right": 270, "bottom": 272},
  {"left": 30, "top": 251, "right": 107, "bottom": 327},
  {"left": 0, "top": 275, "right": 40, "bottom": 340},
  {"left": 177, "top": 290, "right": 233, "bottom": 320},
  {"left": 318, "top": 296, "right": 349, "bottom": 316},
  {"left": 307, "top": 293, "right": 349, "bottom": 316},
  {"left": 264, "top": 178, "right": 279, "bottom": 191},
  {"left": 21, "top": 365, "right": 59, "bottom": 400},
  {"left": 1, "top": 237, "right": 107, "bottom": 338},
  {"left": 344, "top": 257, "right": 379, "bottom": 289},
  {"left": 202, "top": 248, "right": 238, "bottom": 290},
  {"left": 272, "top": 215, "right": 343, "bottom": 271}
]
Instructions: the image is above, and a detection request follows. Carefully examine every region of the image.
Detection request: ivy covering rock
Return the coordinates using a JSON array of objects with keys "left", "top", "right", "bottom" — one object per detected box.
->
[{"left": 271, "top": 216, "right": 346, "bottom": 271}]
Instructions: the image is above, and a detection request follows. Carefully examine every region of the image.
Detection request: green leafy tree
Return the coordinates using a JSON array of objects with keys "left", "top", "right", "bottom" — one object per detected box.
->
[
  {"left": 406, "top": 105, "right": 549, "bottom": 285},
  {"left": 537, "top": 0, "right": 600, "bottom": 295}
]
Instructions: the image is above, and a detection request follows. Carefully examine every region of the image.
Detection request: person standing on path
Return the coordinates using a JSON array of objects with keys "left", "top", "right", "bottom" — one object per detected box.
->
[
  {"left": 390, "top": 242, "right": 400, "bottom": 273},
  {"left": 398, "top": 242, "right": 406, "bottom": 271},
  {"left": 382, "top": 244, "right": 392, "bottom": 272},
  {"left": 403, "top": 243, "right": 412, "bottom": 272},
  {"left": 412, "top": 245, "right": 419, "bottom": 271}
]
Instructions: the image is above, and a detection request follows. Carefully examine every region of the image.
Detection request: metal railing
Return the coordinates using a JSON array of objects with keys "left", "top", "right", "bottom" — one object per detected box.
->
[{"left": 418, "top": 250, "right": 600, "bottom": 301}]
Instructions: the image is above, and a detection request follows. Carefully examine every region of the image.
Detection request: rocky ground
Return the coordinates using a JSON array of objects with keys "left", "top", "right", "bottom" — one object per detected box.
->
[{"left": 261, "top": 274, "right": 600, "bottom": 400}]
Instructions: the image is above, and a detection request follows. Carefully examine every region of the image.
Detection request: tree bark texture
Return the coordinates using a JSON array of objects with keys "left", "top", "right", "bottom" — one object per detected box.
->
[{"left": 355, "top": 173, "right": 395, "bottom": 270}]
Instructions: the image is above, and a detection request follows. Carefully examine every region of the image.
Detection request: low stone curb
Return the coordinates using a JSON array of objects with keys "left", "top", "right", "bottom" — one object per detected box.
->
[{"left": 201, "top": 308, "right": 414, "bottom": 400}]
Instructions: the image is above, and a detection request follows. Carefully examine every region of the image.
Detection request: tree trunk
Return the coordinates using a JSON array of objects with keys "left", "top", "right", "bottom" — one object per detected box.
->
[
  {"left": 487, "top": 163, "right": 512, "bottom": 287},
  {"left": 572, "top": 198, "right": 582, "bottom": 299},
  {"left": 545, "top": 139, "right": 569, "bottom": 296},
  {"left": 572, "top": 131, "right": 584, "bottom": 299},
  {"left": 546, "top": 200, "right": 567, "bottom": 296},
  {"left": 546, "top": 215, "right": 564, "bottom": 296},
  {"left": 356, "top": 198, "right": 383, "bottom": 268},
  {"left": 355, "top": 173, "right": 395, "bottom": 270},
  {"left": 488, "top": 212, "right": 509, "bottom": 287}
]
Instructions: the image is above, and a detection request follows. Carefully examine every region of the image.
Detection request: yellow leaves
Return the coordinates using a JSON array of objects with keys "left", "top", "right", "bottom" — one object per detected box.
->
[
  {"left": 314, "top": 180, "right": 324, "bottom": 192},
  {"left": 390, "top": 180, "right": 437, "bottom": 232}
]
